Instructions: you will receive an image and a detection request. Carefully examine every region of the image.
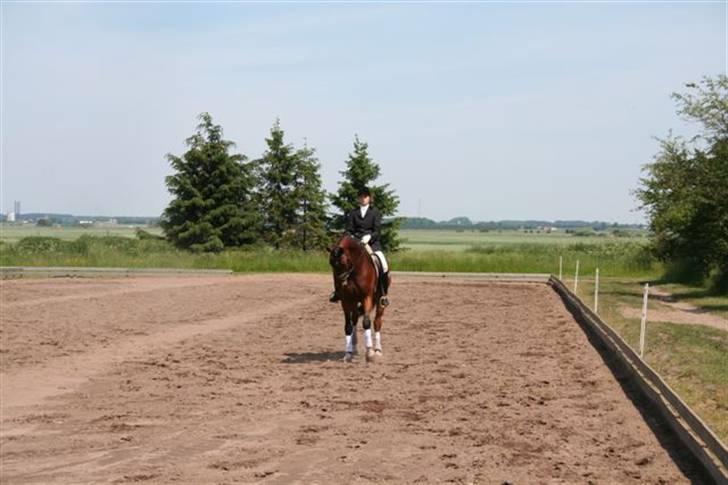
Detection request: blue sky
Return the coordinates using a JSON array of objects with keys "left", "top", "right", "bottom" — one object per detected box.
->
[{"left": 2, "top": 2, "right": 725, "bottom": 222}]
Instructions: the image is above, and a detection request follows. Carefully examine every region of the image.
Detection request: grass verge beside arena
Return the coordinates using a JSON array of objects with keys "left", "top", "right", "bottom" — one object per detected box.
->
[
  {"left": 0, "top": 234, "right": 660, "bottom": 277},
  {"left": 574, "top": 278, "right": 728, "bottom": 443}
]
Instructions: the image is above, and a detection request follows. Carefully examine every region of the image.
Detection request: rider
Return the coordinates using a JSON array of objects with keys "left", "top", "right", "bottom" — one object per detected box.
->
[{"left": 330, "top": 187, "right": 390, "bottom": 306}]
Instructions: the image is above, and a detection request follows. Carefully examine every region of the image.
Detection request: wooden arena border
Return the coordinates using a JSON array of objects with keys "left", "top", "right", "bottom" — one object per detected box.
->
[
  {"left": 549, "top": 275, "right": 728, "bottom": 483},
  {"left": 0, "top": 266, "right": 233, "bottom": 279}
]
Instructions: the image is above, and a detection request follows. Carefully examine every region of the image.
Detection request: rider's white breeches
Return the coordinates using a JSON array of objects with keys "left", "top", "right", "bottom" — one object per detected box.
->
[{"left": 374, "top": 251, "right": 389, "bottom": 273}]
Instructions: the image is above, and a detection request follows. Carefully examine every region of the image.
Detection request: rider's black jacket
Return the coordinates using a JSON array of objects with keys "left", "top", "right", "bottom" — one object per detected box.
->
[{"left": 345, "top": 206, "right": 383, "bottom": 252}]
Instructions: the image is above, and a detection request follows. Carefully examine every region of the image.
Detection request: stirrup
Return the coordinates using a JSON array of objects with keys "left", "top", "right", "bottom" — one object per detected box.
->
[
  {"left": 329, "top": 292, "right": 340, "bottom": 303},
  {"left": 379, "top": 295, "right": 390, "bottom": 307}
]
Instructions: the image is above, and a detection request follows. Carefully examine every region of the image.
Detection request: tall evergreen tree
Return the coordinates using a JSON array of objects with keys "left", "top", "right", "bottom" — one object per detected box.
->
[
  {"left": 162, "top": 113, "right": 260, "bottom": 252},
  {"left": 331, "top": 135, "right": 401, "bottom": 251},
  {"left": 293, "top": 141, "right": 329, "bottom": 250},
  {"left": 257, "top": 120, "right": 300, "bottom": 249}
]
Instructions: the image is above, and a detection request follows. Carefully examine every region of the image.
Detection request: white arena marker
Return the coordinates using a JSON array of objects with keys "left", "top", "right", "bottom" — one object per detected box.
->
[
  {"left": 639, "top": 283, "right": 649, "bottom": 358},
  {"left": 574, "top": 260, "right": 580, "bottom": 293},
  {"left": 559, "top": 255, "right": 563, "bottom": 280},
  {"left": 594, "top": 268, "right": 600, "bottom": 314}
]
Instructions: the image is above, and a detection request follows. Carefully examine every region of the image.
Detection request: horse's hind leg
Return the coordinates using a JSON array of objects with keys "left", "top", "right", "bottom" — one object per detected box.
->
[
  {"left": 373, "top": 304, "right": 385, "bottom": 356},
  {"left": 362, "top": 296, "right": 377, "bottom": 362}
]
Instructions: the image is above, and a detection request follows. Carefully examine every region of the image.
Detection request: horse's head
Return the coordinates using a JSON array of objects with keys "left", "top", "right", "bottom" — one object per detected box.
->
[
  {"left": 329, "top": 235, "right": 361, "bottom": 285},
  {"left": 329, "top": 244, "right": 346, "bottom": 268},
  {"left": 329, "top": 236, "right": 350, "bottom": 268}
]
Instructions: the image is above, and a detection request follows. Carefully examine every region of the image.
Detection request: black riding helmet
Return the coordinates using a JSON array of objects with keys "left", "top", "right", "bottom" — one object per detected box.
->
[{"left": 357, "top": 187, "right": 371, "bottom": 197}]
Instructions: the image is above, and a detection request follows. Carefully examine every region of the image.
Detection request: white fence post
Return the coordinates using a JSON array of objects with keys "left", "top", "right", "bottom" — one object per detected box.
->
[
  {"left": 639, "top": 283, "right": 649, "bottom": 358},
  {"left": 559, "top": 256, "right": 563, "bottom": 280},
  {"left": 594, "top": 268, "right": 600, "bottom": 314},
  {"left": 574, "top": 260, "right": 580, "bottom": 293}
]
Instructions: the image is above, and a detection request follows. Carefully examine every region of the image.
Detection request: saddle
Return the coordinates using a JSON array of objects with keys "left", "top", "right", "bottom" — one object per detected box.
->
[
  {"left": 362, "top": 243, "right": 384, "bottom": 280},
  {"left": 362, "top": 242, "right": 390, "bottom": 307}
]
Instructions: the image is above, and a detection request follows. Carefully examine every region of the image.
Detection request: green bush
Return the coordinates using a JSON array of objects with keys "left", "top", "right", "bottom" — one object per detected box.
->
[{"left": 14, "top": 237, "right": 71, "bottom": 254}]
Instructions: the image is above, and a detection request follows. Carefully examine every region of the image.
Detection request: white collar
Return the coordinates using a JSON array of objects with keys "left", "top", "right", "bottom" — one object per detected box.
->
[{"left": 359, "top": 205, "right": 369, "bottom": 216}]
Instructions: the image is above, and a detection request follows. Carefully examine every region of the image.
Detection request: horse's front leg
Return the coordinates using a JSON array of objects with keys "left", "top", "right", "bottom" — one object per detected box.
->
[
  {"left": 350, "top": 310, "right": 359, "bottom": 354},
  {"left": 343, "top": 304, "right": 355, "bottom": 362}
]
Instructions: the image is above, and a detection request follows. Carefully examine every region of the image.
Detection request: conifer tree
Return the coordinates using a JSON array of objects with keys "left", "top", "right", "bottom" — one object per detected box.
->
[
  {"left": 257, "top": 120, "right": 300, "bottom": 249},
  {"left": 293, "top": 141, "right": 329, "bottom": 250},
  {"left": 162, "top": 113, "right": 260, "bottom": 252},
  {"left": 331, "top": 135, "right": 401, "bottom": 251}
]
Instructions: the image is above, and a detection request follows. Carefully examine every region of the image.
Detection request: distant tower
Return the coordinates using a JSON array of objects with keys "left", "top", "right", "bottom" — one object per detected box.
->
[{"left": 13, "top": 200, "right": 21, "bottom": 217}]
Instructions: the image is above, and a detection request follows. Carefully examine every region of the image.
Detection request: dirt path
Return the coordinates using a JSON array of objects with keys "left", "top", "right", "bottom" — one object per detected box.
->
[
  {"left": 0, "top": 275, "right": 707, "bottom": 483},
  {"left": 619, "top": 286, "right": 728, "bottom": 332}
]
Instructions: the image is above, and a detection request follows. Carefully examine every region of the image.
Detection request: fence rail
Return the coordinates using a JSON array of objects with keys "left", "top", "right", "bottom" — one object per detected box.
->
[{"left": 550, "top": 275, "right": 728, "bottom": 483}]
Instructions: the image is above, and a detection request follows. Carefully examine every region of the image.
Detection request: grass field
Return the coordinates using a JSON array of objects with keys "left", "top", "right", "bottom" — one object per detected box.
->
[
  {"left": 0, "top": 226, "right": 660, "bottom": 278},
  {"left": 0, "top": 225, "right": 645, "bottom": 246},
  {"left": 573, "top": 277, "right": 728, "bottom": 442},
  {"left": 399, "top": 228, "right": 645, "bottom": 251},
  {"left": 0, "top": 224, "right": 162, "bottom": 242}
]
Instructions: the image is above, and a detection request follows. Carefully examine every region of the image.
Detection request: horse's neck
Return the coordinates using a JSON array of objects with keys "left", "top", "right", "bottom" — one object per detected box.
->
[
  {"left": 344, "top": 242, "right": 362, "bottom": 258},
  {"left": 343, "top": 239, "right": 368, "bottom": 264}
]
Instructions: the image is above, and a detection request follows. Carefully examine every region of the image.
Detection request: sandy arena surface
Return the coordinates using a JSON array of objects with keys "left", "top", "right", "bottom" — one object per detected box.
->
[{"left": 0, "top": 274, "right": 709, "bottom": 484}]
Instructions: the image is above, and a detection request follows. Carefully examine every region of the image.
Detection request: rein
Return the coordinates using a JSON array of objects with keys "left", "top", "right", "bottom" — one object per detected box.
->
[{"left": 333, "top": 236, "right": 370, "bottom": 285}]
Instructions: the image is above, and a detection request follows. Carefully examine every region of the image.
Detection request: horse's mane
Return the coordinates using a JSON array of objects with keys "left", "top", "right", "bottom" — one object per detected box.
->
[{"left": 338, "top": 234, "right": 364, "bottom": 253}]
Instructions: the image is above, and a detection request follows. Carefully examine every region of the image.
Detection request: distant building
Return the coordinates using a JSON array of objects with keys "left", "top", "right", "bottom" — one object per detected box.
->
[
  {"left": 13, "top": 200, "right": 21, "bottom": 217},
  {"left": 7, "top": 212, "right": 16, "bottom": 222}
]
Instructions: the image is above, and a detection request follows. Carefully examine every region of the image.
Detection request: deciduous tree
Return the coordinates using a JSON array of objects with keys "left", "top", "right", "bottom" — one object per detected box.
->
[{"left": 637, "top": 75, "right": 728, "bottom": 292}]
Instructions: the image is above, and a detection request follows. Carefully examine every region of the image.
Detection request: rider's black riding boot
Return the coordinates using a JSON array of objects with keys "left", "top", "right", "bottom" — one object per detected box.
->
[
  {"left": 379, "top": 271, "right": 390, "bottom": 307},
  {"left": 329, "top": 291, "right": 340, "bottom": 303}
]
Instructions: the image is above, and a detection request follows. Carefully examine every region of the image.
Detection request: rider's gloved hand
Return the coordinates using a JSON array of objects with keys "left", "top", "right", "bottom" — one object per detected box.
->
[{"left": 361, "top": 234, "right": 372, "bottom": 244}]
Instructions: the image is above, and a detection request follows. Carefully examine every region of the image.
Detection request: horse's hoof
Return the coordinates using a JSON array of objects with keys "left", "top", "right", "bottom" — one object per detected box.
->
[
  {"left": 343, "top": 352, "right": 354, "bottom": 363},
  {"left": 365, "top": 348, "right": 376, "bottom": 362}
]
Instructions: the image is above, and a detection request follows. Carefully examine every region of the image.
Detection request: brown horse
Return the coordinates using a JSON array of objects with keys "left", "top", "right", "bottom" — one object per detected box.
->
[{"left": 329, "top": 234, "right": 390, "bottom": 363}]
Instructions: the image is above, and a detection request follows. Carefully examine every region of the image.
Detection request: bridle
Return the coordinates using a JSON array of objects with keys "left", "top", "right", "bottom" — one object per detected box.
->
[{"left": 331, "top": 235, "right": 369, "bottom": 286}]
